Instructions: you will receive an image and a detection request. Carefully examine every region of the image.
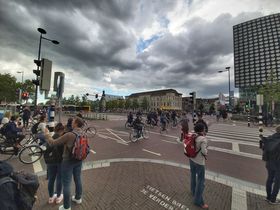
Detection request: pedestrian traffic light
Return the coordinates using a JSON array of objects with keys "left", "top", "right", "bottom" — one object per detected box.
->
[{"left": 95, "top": 94, "right": 98, "bottom": 98}]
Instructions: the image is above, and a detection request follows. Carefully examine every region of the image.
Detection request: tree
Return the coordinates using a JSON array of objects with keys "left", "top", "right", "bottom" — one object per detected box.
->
[
  {"left": 209, "top": 103, "right": 215, "bottom": 114},
  {"left": 259, "top": 69, "right": 280, "bottom": 114},
  {"left": 198, "top": 103, "right": 204, "bottom": 114},
  {"left": 118, "top": 99, "right": 125, "bottom": 109},
  {"left": 132, "top": 98, "right": 139, "bottom": 110},
  {"left": 141, "top": 97, "right": 149, "bottom": 111},
  {"left": 125, "top": 99, "right": 131, "bottom": 109},
  {"left": 0, "top": 73, "right": 18, "bottom": 103},
  {"left": 67, "top": 95, "right": 75, "bottom": 105},
  {"left": 75, "top": 96, "right": 81, "bottom": 106}
]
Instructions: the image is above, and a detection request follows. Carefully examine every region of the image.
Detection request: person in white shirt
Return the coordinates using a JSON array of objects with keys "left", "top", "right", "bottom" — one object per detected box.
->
[{"left": 37, "top": 115, "right": 47, "bottom": 145}]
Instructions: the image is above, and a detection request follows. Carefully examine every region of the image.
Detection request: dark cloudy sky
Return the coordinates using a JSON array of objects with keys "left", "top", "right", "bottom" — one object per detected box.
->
[{"left": 0, "top": 0, "right": 279, "bottom": 101}]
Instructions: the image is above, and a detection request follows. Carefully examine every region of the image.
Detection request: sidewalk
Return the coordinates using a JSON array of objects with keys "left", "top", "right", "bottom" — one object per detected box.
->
[{"left": 34, "top": 159, "right": 279, "bottom": 210}]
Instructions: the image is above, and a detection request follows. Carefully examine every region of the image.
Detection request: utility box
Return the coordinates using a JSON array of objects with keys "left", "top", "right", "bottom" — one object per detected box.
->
[{"left": 40, "top": 58, "right": 52, "bottom": 91}]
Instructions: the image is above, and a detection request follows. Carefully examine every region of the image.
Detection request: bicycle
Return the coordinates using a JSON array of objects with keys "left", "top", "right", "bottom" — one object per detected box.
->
[
  {"left": 82, "top": 120, "right": 97, "bottom": 138},
  {"left": 0, "top": 140, "right": 43, "bottom": 164},
  {"left": 125, "top": 120, "right": 133, "bottom": 129},
  {"left": 129, "top": 125, "right": 149, "bottom": 142}
]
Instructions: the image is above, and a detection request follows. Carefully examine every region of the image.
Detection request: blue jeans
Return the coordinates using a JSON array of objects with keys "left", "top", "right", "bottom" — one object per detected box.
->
[
  {"left": 266, "top": 161, "right": 280, "bottom": 202},
  {"left": 47, "top": 163, "right": 62, "bottom": 197},
  {"left": 61, "top": 160, "right": 83, "bottom": 209},
  {"left": 189, "top": 159, "right": 205, "bottom": 206}
]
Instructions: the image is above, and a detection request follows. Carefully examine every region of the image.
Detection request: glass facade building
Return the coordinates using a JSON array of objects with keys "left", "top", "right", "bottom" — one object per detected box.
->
[{"left": 233, "top": 13, "right": 280, "bottom": 91}]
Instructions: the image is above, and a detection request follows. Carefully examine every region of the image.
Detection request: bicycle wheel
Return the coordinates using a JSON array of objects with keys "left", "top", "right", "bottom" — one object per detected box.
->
[
  {"left": 85, "top": 127, "right": 97, "bottom": 138},
  {"left": 142, "top": 127, "right": 149, "bottom": 139},
  {"left": 125, "top": 122, "right": 131, "bottom": 129},
  {"left": 129, "top": 129, "right": 138, "bottom": 142},
  {"left": 19, "top": 145, "right": 43, "bottom": 164},
  {"left": 0, "top": 145, "right": 14, "bottom": 161}
]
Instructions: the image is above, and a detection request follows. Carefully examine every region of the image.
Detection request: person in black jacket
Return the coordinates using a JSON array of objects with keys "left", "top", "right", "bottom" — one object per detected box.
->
[
  {"left": 196, "top": 114, "right": 208, "bottom": 134},
  {"left": 44, "top": 123, "right": 65, "bottom": 204},
  {"left": 264, "top": 126, "right": 280, "bottom": 205},
  {"left": 0, "top": 161, "right": 19, "bottom": 210}
]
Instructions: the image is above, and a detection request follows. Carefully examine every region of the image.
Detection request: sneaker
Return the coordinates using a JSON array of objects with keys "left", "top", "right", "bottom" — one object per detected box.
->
[
  {"left": 269, "top": 200, "right": 280, "bottom": 205},
  {"left": 58, "top": 205, "right": 71, "bottom": 210},
  {"left": 48, "top": 194, "right": 57, "bottom": 204},
  {"left": 265, "top": 197, "right": 270, "bottom": 202},
  {"left": 200, "top": 204, "right": 209, "bottom": 209},
  {"left": 55, "top": 194, "right": 63, "bottom": 204},
  {"left": 71, "top": 196, "right": 82, "bottom": 204}
]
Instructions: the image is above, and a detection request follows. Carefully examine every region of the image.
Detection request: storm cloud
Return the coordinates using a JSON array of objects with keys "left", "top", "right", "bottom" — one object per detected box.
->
[{"left": 0, "top": 0, "right": 279, "bottom": 98}]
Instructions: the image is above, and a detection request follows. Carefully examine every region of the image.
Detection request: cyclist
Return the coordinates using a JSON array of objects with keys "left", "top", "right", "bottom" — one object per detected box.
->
[
  {"left": 171, "top": 111, "right": 177, "bottom": 127},
  {"left": 160, "top": 112, "right": 168, "bottom": 131},
  {"left": 4, "top": 116, "right": 25, "bottom": 154},
  {"left": 127, "top": 112, "right": 133, "bottom": 125},
  {"left": 132, "top": 115, "right": 144, "bottom": 138}
]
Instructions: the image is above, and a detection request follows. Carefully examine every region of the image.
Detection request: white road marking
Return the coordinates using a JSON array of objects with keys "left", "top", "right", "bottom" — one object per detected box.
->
[
  {"left": 161, "top": 139, "right": 178, "bottom": 144},
  {"left": 32, "top": 157, "right": 43, "bottom": 173},
  {"left": 106, "top": 128, "right": 128, "bottom": 144},
  {"left": 97, "top": 133, "right": 128, "bottom": 145},
  {"left": 231, "top": 188, "right": 247, "bottom": 210},
  {"left": 149, "top": 131, "right": 178, "bottom": 139},
  {"left": 142, "top": 149, "right": 161, "bottom": 156},
  {"left": 208, "top": 146, "right": 261, "bottom": 159},
  {"left": 232, "top": 142, "right": 240, "bottom": 152},
  {"left": 90, "top": 149, "right": 96, "bottom": 154}
]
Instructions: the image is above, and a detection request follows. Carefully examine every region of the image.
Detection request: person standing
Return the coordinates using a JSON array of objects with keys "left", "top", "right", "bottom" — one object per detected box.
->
[
  {"left": 44, "top": 123, "right": 65, "bottom": 205},
  {"left": 262, "top": 126, "right": 280, "bottom": 205},
  {"left": 45, "top": 117, "right": 85, "bottom": 210},
  {"left": 196, "top": 114, "right": 208, "bottom": 133},
  {"left": 189, "top": 123, "right": 208, "bottom": 209}
]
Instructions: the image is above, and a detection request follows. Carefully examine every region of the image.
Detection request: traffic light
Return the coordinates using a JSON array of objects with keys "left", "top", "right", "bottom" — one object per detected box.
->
[
  {"left": 102, "top": 90, "right": 105, "bottom": 96},
  {"left": 22, "top": 92, "right": 29, "bottom": 100},
  {"left": 34, "top": 59, "right": 42, "bottom": 67},
  {"left": 95, "top": 94, "right": 98, "bottom": 98},
  {"left": 189, "top": 91, "right": 196, "bottom": 104},
  {"left": 86, "top": 93, "right": 89, "bottom": 96},
  {"left": 32, "top": 79, "right": 40, "bottom": 86}
]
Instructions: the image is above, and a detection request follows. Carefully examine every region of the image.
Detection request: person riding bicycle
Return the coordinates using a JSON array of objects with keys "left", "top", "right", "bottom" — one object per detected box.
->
[
  {"left": 127, "top": 112, "right": 133, "bottom": 124},
  {"left": 171, "top": 111, "right": 177, "bottom": 126},
  {"left": 3, "top": 116, "right": 25, "bottom": 154},
  {"left": 132, "top": 115, "right": 144, "bottom": 138},
  {"left": 160, "top": 112, "right": 168, "bottom": 131}
]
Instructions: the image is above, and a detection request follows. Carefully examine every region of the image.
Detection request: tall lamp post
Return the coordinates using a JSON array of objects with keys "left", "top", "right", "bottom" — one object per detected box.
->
[
  {"left": 218, "top": 66, "right": 231, "bottom": 110},
  {"left": 34, "top": 28, "right": 59, "bottom": 108},
  {"left": 17, "top": 71, "right": 24, "bottom": 103}
]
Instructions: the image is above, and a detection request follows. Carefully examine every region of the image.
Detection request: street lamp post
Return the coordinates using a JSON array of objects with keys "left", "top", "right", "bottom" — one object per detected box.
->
[
  {"left": 218, "top": 66, "right": 231, "bottom": 110},
  {"left": 34, "top": 28, "right": 59, "bottom": 108},
  {"left": 17, "top": 71, "right": 24, "bottom": 103}
]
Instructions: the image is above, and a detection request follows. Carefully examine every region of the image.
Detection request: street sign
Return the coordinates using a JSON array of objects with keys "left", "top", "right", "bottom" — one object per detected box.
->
[{"left": 256, "top": 94, "right": 263, "bottom": 106}]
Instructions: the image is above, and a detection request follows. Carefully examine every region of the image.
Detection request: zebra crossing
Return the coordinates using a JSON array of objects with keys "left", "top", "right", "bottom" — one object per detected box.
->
[{"left": 206, "top": 123, "right": 274, "bottom": 159}]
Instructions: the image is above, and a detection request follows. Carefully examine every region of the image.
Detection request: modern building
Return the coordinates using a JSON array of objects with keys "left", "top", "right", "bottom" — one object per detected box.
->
[
  {"left": 127, "top": 89, "right": 182, "bottom": 111},
  {"left": 233, "top": 13, "right": 280, "bottom": 101}
]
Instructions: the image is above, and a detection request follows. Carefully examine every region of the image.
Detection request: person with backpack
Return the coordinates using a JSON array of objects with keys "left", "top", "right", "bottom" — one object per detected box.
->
[
  {"left": 45, "top": 117, "right": 89, "bottom": 210},
  {"left": 261, "top": 126, "right": 280, "bottom": 205},
  {"left": 44, "top": 123, "right": 65, "bottom": 205},
  {"left": 188, "top": 123, "right": 208, "bottom": 209}
]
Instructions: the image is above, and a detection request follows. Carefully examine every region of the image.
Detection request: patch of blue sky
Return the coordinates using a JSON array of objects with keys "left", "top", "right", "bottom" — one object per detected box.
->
[
  {"left": 159, "top": 16, "right": 170, "bottom": 28},
  {"left": 136, "top": 34, "right": 163, "bottom": 53}
]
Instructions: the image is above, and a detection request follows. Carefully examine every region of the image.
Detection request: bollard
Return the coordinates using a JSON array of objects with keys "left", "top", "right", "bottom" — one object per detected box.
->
[
  {"left": 48, "top": 99, "right": 56, "bottom": 134},
  {"left": 247, "top": 111, "right": 250, "bottom": 127}
]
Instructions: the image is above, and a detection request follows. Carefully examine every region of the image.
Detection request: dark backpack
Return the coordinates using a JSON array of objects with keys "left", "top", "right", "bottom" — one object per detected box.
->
[
  {"left": 70, "top": 131, "right": 90, "bottom": 161},
  {"left": 183, "top": 133, "right": 200, "bottom": 158},
  {"left": 0, "top": 123, "right": 8, "bottom": 136},
  {"left": 0, "top": 171, "right": 39, "bottom": 210},
  {"left": 261, "top": 136, "right": 280, "bottom": 161},
  {"left": 31, "top": 122, "right": 40, "bottom": 134}
]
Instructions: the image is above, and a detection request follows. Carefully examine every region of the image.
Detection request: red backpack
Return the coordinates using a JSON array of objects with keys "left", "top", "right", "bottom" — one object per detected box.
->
[
  {"left": 183, "top": 132, "right": 200, "bottom": 158},
  {"left": 71, "top": 132, "right": 90, "bottom": 161}
]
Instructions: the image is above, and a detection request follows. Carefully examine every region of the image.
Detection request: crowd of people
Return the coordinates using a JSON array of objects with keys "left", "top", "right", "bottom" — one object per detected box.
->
[{"left": 0, "top": 108, "right": 86, "bottom": 210}]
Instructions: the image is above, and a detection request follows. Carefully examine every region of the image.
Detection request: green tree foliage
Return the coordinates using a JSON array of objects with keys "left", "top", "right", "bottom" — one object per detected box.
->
[
  {"left": 209, "top": 103, "right": 215, "bottom": 114},
  {"left": 259, "top": 69, "right": 280, "bottom": 113},
  {"left": 125, "top": 99, "right": 131, "bottom": 109},
  {"left": 141, "top": 97, "right": 149, "bottom": 111},
  {"left": 0, "top": 73, "right": 18, "bottom": 103},
  {"left": 198, "top": 103, "right": 204, "bottom": 113},
  {"left": 118, "top": 99, "right": 125, "bottom": 109},
  {"left": 132, "top": 98, "right": 139, "bottom": 110}
]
